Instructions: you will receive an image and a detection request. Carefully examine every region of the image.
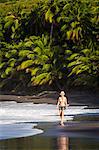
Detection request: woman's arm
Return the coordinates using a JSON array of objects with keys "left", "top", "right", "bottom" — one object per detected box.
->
[
  {"left": 56, "top": 98, "right": 60, "bottom": 108},
  {"left": 65, "top": 97, "right": 69, "bottom": 107}
]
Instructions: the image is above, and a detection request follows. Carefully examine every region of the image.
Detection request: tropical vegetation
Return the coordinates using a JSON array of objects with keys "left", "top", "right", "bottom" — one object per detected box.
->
[{"left": 0, "top": 0, "right": 99, "bottom": 92}]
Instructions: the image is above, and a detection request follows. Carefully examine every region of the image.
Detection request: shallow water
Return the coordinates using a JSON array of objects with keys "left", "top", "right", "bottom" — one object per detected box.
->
[
  {"left": 0, "top": 101, "right": 99, "bottom": 150},
  {"left": 0, "top": 132, "right": 99, "bottom": 150}
]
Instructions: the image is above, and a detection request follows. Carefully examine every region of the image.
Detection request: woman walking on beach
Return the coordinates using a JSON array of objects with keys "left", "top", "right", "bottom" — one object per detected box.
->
[{"left": 57, "top": 91, "right": 69, "bottom": 126}]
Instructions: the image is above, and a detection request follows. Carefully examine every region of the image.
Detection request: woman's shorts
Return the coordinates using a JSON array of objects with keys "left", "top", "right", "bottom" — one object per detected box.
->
[{"left": 59, "top": 106, "right": 66, "bottom": 111}]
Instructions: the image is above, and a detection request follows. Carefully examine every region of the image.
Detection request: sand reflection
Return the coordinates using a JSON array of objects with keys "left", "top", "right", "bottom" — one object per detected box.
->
[{"left": 57, "top": 136, "right": 69, "bottom": 150}]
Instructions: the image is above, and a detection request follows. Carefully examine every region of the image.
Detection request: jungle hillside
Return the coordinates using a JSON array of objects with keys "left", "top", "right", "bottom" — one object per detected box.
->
[{"left": 0, "top": 0, "right": 99, "bottom": 94}]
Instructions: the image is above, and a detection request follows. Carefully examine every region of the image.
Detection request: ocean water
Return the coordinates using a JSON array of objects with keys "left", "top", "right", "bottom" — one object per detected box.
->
[
  {"left": 0, "top": 101, "right": 99, "bottom": 140},
  {"left": 0, "top": 101, "right": 99, "bottom": 150}
]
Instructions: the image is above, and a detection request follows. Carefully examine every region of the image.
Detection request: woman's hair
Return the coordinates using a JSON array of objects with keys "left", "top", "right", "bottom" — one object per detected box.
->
[{"left": 60, "top": 91, "right": 65, "bottom": 96}]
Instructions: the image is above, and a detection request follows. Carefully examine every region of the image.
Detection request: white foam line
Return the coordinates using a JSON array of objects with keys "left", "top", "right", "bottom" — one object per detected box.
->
[
  {"left": 0, "top": 102, "right": 99, "bottom": 125},
  {"left": 0, "top": 102, "right": 99, "bottom": 140}
]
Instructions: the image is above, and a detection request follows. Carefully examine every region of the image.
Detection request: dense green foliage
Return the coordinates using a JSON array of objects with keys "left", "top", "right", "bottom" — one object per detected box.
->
[{"left": 0, "top": 0, "right": 99, "bottom": 91}]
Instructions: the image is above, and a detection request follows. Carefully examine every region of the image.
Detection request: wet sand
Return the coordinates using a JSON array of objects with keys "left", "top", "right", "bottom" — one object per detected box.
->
[
  {"left": 0, "top": 121, "right": 99, "bottom": 150},
  {"left": 38, "top": 121, "right": 99, "bottom": 134},
  {"left": 0, "top": 90, "right": 99, "bottom": 149}
]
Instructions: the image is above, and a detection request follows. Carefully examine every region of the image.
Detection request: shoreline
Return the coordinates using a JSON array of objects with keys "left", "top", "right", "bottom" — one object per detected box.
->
[
  {"left": 0, "top": 90, "right": 99, "bottom": 106},
  {"left": 0, "top": 121, "right": 99, "bottom": 150},
  {"left": 1, "top": 120, "right": 99, "bottom": 141},
  {"left": 1, "top": 121, "right": 99, "bottom": 141},
  {"left": 0, "top": 101, "right": 99, "bottom": 142},
  {"left": 37, "top": 121, "right": 99, "bottom": 133},
  {"left": 0, "top": 94, "right": 56, "bottom": 104}
]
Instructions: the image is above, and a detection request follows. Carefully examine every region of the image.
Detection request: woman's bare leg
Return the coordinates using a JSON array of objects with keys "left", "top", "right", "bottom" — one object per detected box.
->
[
  {"left": 61, "top": 110, "right": 64, "bottom": 126},
  {"left": 59, "top": 110, "right": 62, "bottom": 124}
]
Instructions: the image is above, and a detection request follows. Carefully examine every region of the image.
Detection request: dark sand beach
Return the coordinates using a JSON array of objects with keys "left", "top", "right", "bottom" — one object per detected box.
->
[
  {"left": 0, "top": 90, "right": 99, "bottom": 150},
  {"left": 0, "top": 121, "right": 99, "bottom": 150},
  {"left": 0, "top": 90, "right": 99, "bottom": 106}
]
